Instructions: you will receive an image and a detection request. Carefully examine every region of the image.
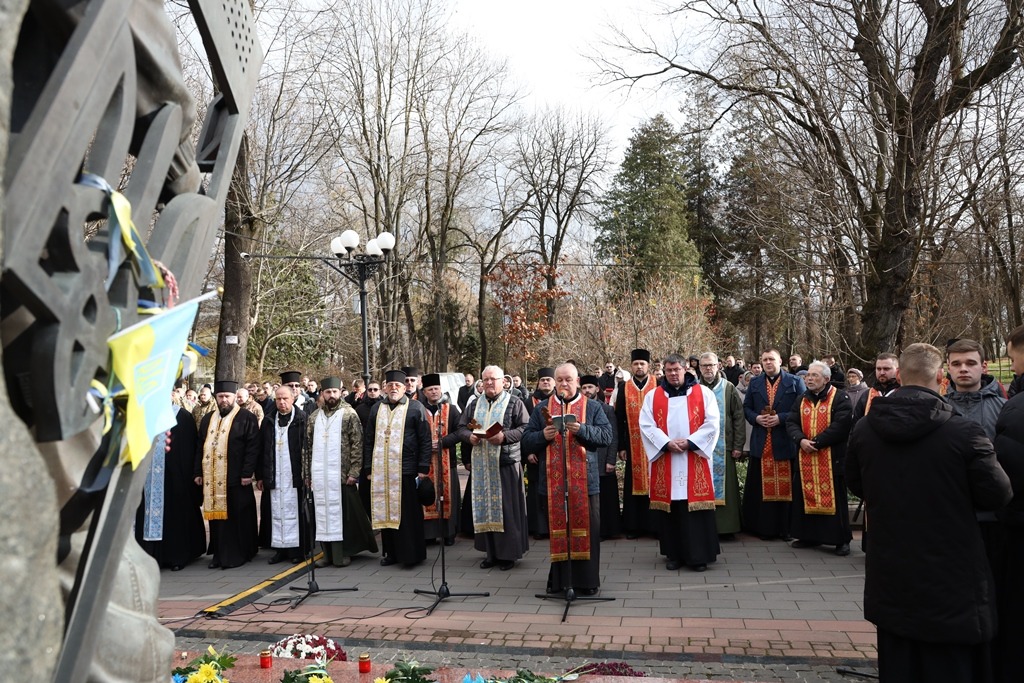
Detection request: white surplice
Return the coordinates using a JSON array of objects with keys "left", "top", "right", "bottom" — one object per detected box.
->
[
  {"left": 638, "top": 384, "right": 720, "bottom": 500},
  {"left": 310, "top": 409, "right": 345, "bottom": 542}
]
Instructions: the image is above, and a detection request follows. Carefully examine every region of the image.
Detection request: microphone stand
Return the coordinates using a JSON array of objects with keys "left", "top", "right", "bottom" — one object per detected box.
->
[
  {"left": 415, "top": 400, "right": 490, "bottom": 614},
  {"left": 536, "top": 391, "right": 614, "bottom": 622},
  {"left": 289, "top": 484, "right": 357, "bottom": 609}
]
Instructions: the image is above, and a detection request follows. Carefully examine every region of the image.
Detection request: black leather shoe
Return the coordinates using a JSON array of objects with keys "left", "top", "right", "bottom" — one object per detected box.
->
[
  {"left": 626, "top": 533, "right": 639, "bottom": 540},
  {"left": 498, "top": 561, "right": 515, "bottom": 571},
  {"left": 208, "top": 559, "right": 221, "bottom": 569},
  {"left": 268, "top": 552, "right": 286, "bottom": 564},
  {"left": 170, "top": 565, "right": 184, "bottom": 572},
  {"left": 479, "top": 559, "right": 496, "bottom": 569},
  {"left": 690, "top": 564, "right": 707, "bottom": 572},
  {"left": 380, "top": 556, "right": 397, "bottom": 566},
  {"left": 666, "top": 560, "right": 681, "bottom": 571},
  {"left": 791, "top": 539, "right": 821, "bottom": 548},
  {"left": 579, "top": 587, "right": 598, "bottom": 596},
  {"left": 444, "top": 537, "right": 455, "bottom": 546},
  {"left": 835, "top": 543, "right": 851, "bottom": 556}
]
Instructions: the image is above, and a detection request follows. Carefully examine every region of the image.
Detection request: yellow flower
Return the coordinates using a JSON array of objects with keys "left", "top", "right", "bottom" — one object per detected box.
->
[
  {"left": 308, "top": 677, "right": 332, "bottom": 683},
  {"left": 374, "top": 678, "right": 389, "bottom": 683}
]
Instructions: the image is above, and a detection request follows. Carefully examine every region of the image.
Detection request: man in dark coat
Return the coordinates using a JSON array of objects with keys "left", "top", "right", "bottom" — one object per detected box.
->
[
  {"left": 580, "top": 374, "right": 620, "bottom": 539},
  {"left": 523, "top": 367, "right": 556, "bottom": 538},
  {"left": 421, "top": 373, "right": 463, "bottom": 545},
  {"left": 743, "top": 349, "right": 806, "bottom": 540},
  {"left": 523, "top": 363, "right": 613, "bottom": 594},
  {"left": 354, "top": 379, "right": 382, "bottom": 515},
  {"left": 258, "top": 385, "right": 309, "bottom": 564},
  {"left": 615, "top": 348, "right": 660, "bottom": 539},
  {"left": 848, "top": 343, "right": 1011, "bottom": 683},
  {"left": 990, "top": 325, "right": 1024, "bottom": 683},
  {"left": 785, "top": 361, "right": 853, "bottom": 555},
  {"left": 135, "top": 390, "right": 205, "bottom": 571},
  {"left": 455, "top": 364, "right": 530, "bottom": 570},
  {"left": 194, "top": 380, "right": 261, "bottom": 569},
  {"left": 457, "top": 373, "right": 476, "bottom": 411},
  {"left": 362, "top": 369, "right": 432, "bottom": 567}
]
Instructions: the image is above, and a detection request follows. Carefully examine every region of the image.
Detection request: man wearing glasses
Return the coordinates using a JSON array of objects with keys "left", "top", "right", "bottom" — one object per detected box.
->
[
  {"left": 354, "top": 381, "right": 382, "bottom": 514},
  {"left": 456, "top": 365, "right": 530, "bottom": 570}
]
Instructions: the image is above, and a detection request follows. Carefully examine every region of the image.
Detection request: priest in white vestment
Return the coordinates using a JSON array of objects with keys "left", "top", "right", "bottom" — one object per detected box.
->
[{"left": 639, "top": 353, "right": 721, "bottom": 572}]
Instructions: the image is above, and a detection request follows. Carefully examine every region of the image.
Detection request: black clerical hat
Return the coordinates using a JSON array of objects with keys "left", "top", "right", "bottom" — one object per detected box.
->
[
  {"left": 416, "top": 476, "right": 436, "bottom": 506},
  {"left": 580, "top": 375, "right": 600, "bottom": 387},
  {"left": 537, "top": 367, "right": 555, "bottom": 379},
  {"left": 385, "top": 370, "right": 407, "bottom": 384},
  {"left": 401, "top": 366, "right": 420, "bottom": 377},
  {"left": 214, "top": 380, "right": 238, "bottom": 394},
  {"left": 421, "top": 373, "right": 441, "bottom": 388},
  {"left": 630, "top": 349, "right": 651, "bottom": 362},
  {"left": 280, "top": 370, "right": 302, "bottom": 384},
  {"left": 321, "top": 376, "right": 342, "bottom": 389}
]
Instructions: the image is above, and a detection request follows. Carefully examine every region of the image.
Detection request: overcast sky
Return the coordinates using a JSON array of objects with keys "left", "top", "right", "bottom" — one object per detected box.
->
[{"left": 447, "top": 0, "right": 682, "bottom": 159}]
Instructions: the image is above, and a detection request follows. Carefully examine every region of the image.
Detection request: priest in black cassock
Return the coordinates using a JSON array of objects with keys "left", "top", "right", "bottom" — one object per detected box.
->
[
  {"left": 523, "top": 367, "right": 556, "bottom": 538},
  {"left": 258, "top": 384, "right": 309, "bottom": 564},
  {"left": 194, "top": 380, "right": 261, "bottom": 569},
  {"left": 616, "top": 348, "right": 660, "bottom": 539},
  {"left": 639, "top": 354, "right": 721, "bottom": 572},
  {"left": 523, "top": 363, "right": 613, "bottom": 594},
  {"left": 362, "top": 369, "right": 432, "bottom": 567},
  {"left": 135, "top": 389, "right": 205, "bottom": 571},
  {"left": 580, "top": 374, "right": 621, "bottom": 539},
  {"left": 421, "top": 373, "right": 463, "bottom": 544}
]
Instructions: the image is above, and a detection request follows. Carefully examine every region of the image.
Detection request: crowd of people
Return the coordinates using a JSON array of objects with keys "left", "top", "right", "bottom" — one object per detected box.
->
[{"left": 137, "top": 329, "right": 1024, "bottom": 683}]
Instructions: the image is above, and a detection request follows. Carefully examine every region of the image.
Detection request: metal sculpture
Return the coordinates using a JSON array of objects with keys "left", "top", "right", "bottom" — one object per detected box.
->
[{"left": 1, "top": 0, "right": 261, "bottom": 678}]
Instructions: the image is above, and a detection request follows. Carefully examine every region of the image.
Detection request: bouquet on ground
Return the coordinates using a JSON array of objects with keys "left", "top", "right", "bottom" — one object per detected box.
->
[
  {"left": 271, "top": 634, "right": 347, "bottom": 662},
  {"left": 172, "top": 645, "right": 236, "bottom": 683},
  {"left": 281, "top": 658, "right": 334, "bottom": 683}
]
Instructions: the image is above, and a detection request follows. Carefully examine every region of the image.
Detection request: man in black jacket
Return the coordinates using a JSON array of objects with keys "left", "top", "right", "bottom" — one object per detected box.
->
[
  {"left": 258, "top": 385, "right": 308, "bottom": 564},
  {"left": 990, "top": 325, "right": 1024, "bottom": 683},
  {"left": 847, "top": 343, "right": 1011, "bottom": 683}
]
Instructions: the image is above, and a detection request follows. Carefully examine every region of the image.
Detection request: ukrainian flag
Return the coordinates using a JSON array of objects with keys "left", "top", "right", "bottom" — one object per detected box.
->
[{"left": 107, "top": 293, "right": 211, "bottom": 469}]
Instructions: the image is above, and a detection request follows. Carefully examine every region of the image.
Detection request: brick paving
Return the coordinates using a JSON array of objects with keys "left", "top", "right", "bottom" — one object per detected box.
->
[{"left": 160, "top": 495, "right": 877, "bottom": 682}]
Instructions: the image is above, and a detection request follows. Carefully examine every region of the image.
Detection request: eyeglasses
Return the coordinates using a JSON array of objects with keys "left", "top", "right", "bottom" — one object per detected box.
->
[
  {"left": 367, "top": 387, "right": 380, "bottom": 392},
  {"left": 287, "top": 382, "right": 301, "bottom": 388},
  {"left": 699, "top": 364, "right": 717, "bottom": 369}
]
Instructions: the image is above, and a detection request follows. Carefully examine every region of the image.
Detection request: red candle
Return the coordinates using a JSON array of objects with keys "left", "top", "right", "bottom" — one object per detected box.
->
[
  {"left": 359, "top": 653, "right": 371, "bottom": 673},
  {"left": 260, "top": 651, "right": 273, "bottom": 669}
]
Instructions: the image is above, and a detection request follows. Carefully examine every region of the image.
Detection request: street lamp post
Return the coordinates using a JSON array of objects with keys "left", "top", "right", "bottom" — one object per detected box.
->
[{"left": 325, "top": 229, "right": 396, "bottom": 386}]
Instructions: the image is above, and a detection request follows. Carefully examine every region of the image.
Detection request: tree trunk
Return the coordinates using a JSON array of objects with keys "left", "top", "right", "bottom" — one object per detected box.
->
[{"left": 216, "top": 137, "right": 256, "bottom": 382}]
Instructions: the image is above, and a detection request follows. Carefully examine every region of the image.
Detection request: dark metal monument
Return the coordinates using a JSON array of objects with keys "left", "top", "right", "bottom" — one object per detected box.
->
[{"left": 1, "top": 0, "right": 261, "bottom": 678}]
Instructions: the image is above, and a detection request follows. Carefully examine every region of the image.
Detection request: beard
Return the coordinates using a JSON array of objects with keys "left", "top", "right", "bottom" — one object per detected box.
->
[
  {"left": 324, "top": 396, "right": 340, "bottom": 409},
  {"left": 218, "top": 404, "right": 234, "bottom": 416}
]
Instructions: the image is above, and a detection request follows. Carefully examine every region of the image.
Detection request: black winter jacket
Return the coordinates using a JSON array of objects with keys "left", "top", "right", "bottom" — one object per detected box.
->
[{"left": 847, "top": 386, "right": 1011, "bottom": 643}]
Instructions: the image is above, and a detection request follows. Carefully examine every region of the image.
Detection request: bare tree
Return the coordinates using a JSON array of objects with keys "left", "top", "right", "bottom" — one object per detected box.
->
[
  {"left": 516, "top": 108, "right": 611, "bottom": 328},
  {"left": 603, "top": 0, "right": 1024, "bottom": 360}
]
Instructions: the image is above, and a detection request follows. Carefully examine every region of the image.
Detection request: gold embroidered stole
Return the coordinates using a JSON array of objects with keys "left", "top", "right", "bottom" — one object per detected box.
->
[
  {"left": 424, "top": 403, "right": 451, "bottom": 521},
  {"left": 760, "top": 376, "right": 792, "bottom": 502},
  {"left": 202, "top": 404, "right": 240, "bottom": 520},
  {"left": 626, "top": 375, "right": 656, "bottom": 495},
  {"left": 798, "top": 388, "right": 837, "bottom": 514},
  {"left": 370, "top": 400, "right": 409, "bottom": 530},
  {"left": 545, "top": 396, "right": 591, "bottom": 561}
]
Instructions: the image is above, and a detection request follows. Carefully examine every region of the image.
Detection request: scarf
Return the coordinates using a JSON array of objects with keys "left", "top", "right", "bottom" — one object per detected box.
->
[
  {"left": 625, "top": 375, "right": 656, "bottom": 495},
  {"left": 649, "top": 378, "right": 716, "bottom": 512},
  {"left": 370, "top": 400, "right": 410, "bottom": 530},
  {"left": 471, "top": 391, "right": 511, "bottom": 533},
  {"left": 798, "top": 387, "right": 837, "bottom": 515},
  {"left": 424, "top": 402, "right": 452, "bottom": 521},
  {"left": 545, "top": 394, "right": 591, "bottom": 561},
  {"left": 760, "top": 375, "right": 792, "bottom": 502},
  {"left": 142, "top": 406, "right": 176, "bottom": 540},
  {"left": 202, "top": 404, "right": 240, "bottom": 520}
]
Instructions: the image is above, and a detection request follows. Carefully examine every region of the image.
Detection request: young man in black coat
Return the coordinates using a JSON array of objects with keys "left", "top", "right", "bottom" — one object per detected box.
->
[
  {"left": 847, "top": 343, "right": 1011, "bottom": 683},
  {"left": 990, "top": 325, "right": 1024, "bottom": 683}
]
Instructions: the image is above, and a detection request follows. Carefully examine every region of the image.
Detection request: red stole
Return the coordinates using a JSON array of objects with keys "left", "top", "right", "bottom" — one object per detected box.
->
[
  {"left": 798, "top": 388, "right": 837, "bottom": 515},
  {"left": 650, "top": 386, "right": 716, "bottom": 512},
  {"left": 761, "top": 376, "right": 792, "bottom": 502},
  {"left": 625, "top": 376, "right": 656, "bottom": 495},
  {"left": 545, "top": 396, "right": 591, "bottom": 562},
  {"left": 423, "top": 403, "right": 452, "bottom": 520}
]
